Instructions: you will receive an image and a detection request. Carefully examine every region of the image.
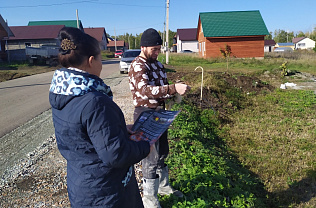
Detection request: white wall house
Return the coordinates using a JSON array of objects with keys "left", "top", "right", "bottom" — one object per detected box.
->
[
  {"left": 176, "top": 28, "right": 198, "bottom": 53},
  {"left": 292, "top": 37, "right": 315, "bottom": 50},
  {"left": 264, "top": 40, "right": 276, "bottom": 52}
]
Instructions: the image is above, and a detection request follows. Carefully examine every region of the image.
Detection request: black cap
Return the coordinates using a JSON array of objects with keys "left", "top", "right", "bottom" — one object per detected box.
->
[{"left": 140, "top": 28, "right": 162, "bottom": 47}]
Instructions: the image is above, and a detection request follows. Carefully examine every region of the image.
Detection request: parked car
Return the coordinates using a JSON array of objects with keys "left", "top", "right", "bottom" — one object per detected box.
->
[
  {"left": 179, "top": 50, "right": 193, "bottom": 53},
  {"left": 274, "top": 47, "right": 293, "bottom": 53},
  {"left": 119, "top": 49, "right": 141, "bottom": 74},
  {"left": 115, "top": 50, "right": 123, "bottom": 58}
]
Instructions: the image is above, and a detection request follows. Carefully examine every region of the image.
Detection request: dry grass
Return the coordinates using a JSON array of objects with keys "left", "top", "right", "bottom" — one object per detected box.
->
[
  {"left": 226, "top": 89, "right": 316, "bottom": 207},
  {"left": 0, "top": 65, "right": 55, "bottom": 82}
]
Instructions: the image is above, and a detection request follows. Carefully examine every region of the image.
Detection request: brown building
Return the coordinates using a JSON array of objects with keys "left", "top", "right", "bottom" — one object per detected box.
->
[
  {"left": 197, "top": 10, "right": 269, "bottom": 59},
  {"left": 107, "top": 40, "right": 128, "bottom": 52},
  {"left": 0, "top": 14, "right": 14, "bottom": 61},
  {"left": 84, "top": 27, "right": 108, "bottom": 50},
  {"left": 7, "top": 25, "right": 63, "bottom": 61}
]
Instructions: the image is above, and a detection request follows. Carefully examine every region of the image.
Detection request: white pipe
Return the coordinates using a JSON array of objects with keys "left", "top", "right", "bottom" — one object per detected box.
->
[{"left": 194, "top": 66, "right": 204, "bottom": 101}]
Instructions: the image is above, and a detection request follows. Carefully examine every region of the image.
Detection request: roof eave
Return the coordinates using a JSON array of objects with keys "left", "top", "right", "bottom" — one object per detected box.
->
[{"left": 205, "top": 35, "right": 267, "bottom": 38}]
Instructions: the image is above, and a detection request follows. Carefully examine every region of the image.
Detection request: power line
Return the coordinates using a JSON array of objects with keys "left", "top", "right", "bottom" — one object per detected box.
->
[
  {"left": 90, "top": 1, "right": 164, "bottom": 8},
  {"left": 0, "top": 0, "right": 164, "bottom": 9},
  {"left": 0, "top": 0, "right": 96, "bottom": 8}
]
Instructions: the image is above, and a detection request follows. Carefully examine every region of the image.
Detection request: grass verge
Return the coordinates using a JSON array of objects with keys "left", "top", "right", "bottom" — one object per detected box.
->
[
  {"left": 0, "top": 62, "right": 55, "bottom": 82},
  {"left": 159, "top": 52, "right": 316, "bottom": 76}
]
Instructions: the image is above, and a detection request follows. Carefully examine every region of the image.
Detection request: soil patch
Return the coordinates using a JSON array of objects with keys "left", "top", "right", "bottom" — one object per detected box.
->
[{"left": 168, "top": 71, "right": 275, "bottom": 120}]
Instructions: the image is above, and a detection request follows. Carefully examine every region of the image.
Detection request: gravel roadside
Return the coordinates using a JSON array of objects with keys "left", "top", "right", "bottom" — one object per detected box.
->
[{"left": 0, "top": 74, "right": 137, "bottom": 207}]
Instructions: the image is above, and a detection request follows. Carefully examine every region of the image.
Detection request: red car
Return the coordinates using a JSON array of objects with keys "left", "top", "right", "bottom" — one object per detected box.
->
[{"left": 115, "top": 50, "right": 123, "bottom": 58}]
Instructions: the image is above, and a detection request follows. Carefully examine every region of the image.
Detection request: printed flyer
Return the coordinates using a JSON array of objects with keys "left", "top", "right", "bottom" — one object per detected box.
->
[{"left": 129, "top": 109, "right": 180, "bottom": 145}]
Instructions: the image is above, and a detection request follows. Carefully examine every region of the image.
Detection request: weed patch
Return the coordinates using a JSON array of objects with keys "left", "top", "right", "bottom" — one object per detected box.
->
[
  {"left": 161, "top": 103, "right": 267, "bottom": 207},
  {"left": 163, "top": 55, "right": 316, "bottom": 207}
]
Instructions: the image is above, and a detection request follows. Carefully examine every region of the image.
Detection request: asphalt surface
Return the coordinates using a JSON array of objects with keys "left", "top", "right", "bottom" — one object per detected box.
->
[{"left": 0, "top": 59, "right": 121, "bottom": 178}]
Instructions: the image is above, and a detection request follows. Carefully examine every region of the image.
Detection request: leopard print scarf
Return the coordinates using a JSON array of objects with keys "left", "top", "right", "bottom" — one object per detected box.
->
[{"left": 49, "top": 68, "right": 113, "bottom": 99}]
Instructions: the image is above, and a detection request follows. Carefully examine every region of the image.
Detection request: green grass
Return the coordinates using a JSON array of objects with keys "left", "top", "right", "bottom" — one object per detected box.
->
[
  {"left": 159, "top": 52, "right": 316, "bottom": 76},
  {"left": 163, "top": 104, "right": 267, "bottom": 207},
  {"left": 101, "top": 50, "right": 114, "bottom": 59},
  {"left": 161, "top": 53, "right": 316, "bottom": 207}
]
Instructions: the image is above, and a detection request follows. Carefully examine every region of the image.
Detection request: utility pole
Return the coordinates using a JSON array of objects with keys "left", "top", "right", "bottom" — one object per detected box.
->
[
  {"left": 162, "top": 21, "right": 165, "bottom": 54},
  {"left": 166, "top": 0, "right": 169, "bottom": 64},
  {"left": 76, "top": 9, "right": 79, "bottom": 29},
  {"left": 5, "top": 38, "right": 10, "bottom": 64},
  {"left": 114, "top": 27, "right": 117, "bottom": 51}
]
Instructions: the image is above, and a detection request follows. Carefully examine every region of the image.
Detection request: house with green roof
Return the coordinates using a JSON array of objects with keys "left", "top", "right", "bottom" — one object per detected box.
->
[
  {"left": 28, "top": 20, "right": 84, "bottom": 31},
  {"left": 197, "top": 10, "right": 269, "bottom": 58}
]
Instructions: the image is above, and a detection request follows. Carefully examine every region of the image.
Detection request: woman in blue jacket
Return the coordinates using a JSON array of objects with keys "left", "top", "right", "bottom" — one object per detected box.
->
[{"left": 49, "top": 27, "right": 150, "bottom": 207}]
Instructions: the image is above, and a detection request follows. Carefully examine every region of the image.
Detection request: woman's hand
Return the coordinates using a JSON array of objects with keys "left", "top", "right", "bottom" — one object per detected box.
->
[{"left": 126, "top": 124, "right": 134, "bottom": 134}]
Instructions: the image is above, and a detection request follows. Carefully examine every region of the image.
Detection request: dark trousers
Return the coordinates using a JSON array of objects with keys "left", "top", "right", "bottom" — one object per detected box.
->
[{"left": 133, "top": 106, "right": 169, "bottom": 179}]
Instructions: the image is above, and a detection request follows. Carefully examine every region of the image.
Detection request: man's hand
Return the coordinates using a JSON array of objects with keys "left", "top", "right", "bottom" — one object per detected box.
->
[{"left": 175, "top": 83, "right": 191, "bottom": 95}]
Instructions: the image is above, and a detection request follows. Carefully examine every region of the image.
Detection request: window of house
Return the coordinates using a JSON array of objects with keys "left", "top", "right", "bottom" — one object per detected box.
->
[{"left": 298, "top": 43, "right": 305, "bottom": 47}]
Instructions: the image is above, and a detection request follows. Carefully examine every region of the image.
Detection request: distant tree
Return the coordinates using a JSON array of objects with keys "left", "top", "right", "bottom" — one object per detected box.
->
[
  {"left": 134, "top": 33, "right": 141, "bottom": 49},
  {"left": 111, "top": 29, "right": 177, "bottom": 50},
  {"left": 159, "top": 30, "right": 176, "bottom": 49},
  {"left": 110, "top": 33, "right": 142, "bottom": 49},
  {"left": 293, "top": 28, "right": 316, "bottom": 41},
  {"left": 274, "top": 29, "right": 286, "bottom": 43},
  {"left": 273, "top": 29, "right": 294, "bottom": 43},
  {"left": 168, "top": 30, "right": 177, "bottom": 48},
  {"left": 265, "top": 32, "right": 273, "bottom": 40},
  {"left": 296, "top": 31, "right": 305, "bottom": 37},
  {"left": 308, "top": 27, "right": 316, "bottom": 41},
  {"left": 288, "top": 31, "right": 295, "bottom": 42}
]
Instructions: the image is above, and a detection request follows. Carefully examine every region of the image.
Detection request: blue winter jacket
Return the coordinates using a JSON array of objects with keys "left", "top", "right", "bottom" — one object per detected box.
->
[{"left": 49, "top": 68, "right": 150, "bottom": 207}]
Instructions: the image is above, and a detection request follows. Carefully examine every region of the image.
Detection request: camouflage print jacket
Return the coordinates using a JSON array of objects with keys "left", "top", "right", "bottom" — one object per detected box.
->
[{"left": 128, "top": 56, "right": 176, "bottom": 108}]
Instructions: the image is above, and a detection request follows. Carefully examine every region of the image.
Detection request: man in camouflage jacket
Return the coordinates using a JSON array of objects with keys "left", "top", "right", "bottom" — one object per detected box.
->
[{"left": 128, "top": 28, "right": 190, "bottom": 208}]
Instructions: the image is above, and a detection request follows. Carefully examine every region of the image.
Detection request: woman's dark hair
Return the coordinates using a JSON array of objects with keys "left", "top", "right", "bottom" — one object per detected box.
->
[{"left": 58, "top": 27, "right": 100, "bottom": 68}]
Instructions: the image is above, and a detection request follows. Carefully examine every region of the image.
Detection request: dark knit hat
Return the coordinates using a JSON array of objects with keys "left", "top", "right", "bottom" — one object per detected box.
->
[{"left": 140, "top": 28, "right": 162, "bottom": 47}]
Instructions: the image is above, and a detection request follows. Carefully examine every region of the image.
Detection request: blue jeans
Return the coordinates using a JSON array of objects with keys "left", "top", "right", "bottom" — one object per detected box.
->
[{"left": 133, "top": 107, "right": 169, "bottom": 179}]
